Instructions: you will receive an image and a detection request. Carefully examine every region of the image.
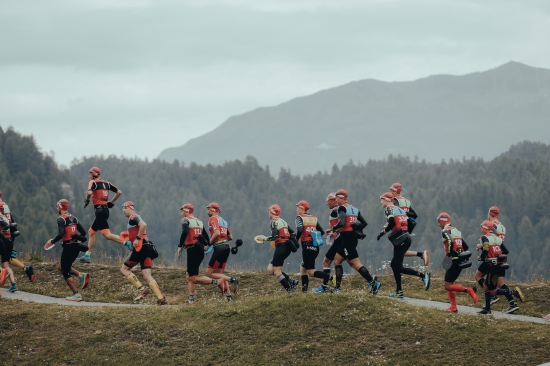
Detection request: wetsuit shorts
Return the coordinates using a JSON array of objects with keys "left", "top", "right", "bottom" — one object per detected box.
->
[
  {"left": 208, "top": 244, "right": 230, "bottom": 270},
  {"left": 336, "top": 232, "right": 359, "bottom": 260},
  {"left": 271, "top": 242, "right": 291, "bottom": 267},
  {"left": 324, "top": 235, "right": 343, "bottom": 261},
  {"left": 186, "top": 243, "right": 205, "bottom": 277},
  {"left": 301, "top": 241, "right": 320, "bottom": 270},
  {"left": 444, "top": 261, "right": 463, "bottom": 283},
  {"left": 1, "top": 238, "right": 13, "bottom": 263},
  {"left": 124, "top": 244, "right": 156, "bottom": 270},
  {"left": 90, "top": 206, "right": 110, "bottom": 234},
  {"left": 60, "top": 243, "right": 81, "bottom": 279}
]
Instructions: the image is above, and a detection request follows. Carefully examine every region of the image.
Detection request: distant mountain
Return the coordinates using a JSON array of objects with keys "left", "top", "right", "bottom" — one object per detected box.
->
[{"left": 161, "top": 61, "right": 550, "bottom": 175}]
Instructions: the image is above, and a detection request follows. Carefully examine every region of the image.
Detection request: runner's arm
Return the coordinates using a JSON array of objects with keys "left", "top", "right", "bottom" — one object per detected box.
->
[
  {"left": 332, "top": 206, "right": 347, "bottom": 231},
  {"left": 357, "top": 212, "right": 368, "bottom": 226},
  {"left": 179, "top": 221, "right": 189, "bottom": 247},
  {"left": 51, "top": 218, "right": 66, "bottom": 244},
  {"left": 315, "top": 222, "right": 325, "bottom": 236},
  {"left": 407, "top": 206, "right": 418, "bottom": 219},
  {"left": 462, "top": 239, "right": 469, "bottom": 251}
]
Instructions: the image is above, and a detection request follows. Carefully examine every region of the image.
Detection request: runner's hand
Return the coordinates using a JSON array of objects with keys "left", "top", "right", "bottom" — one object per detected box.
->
[
  {"left": 376, "top": 231, "right": 385, "bottom": 241},
  {"left": 177, "top": 247, "right": 182, "bottom": 259},
  {"left": 84, "top": 199, "right": 90, "bottom": 208}
]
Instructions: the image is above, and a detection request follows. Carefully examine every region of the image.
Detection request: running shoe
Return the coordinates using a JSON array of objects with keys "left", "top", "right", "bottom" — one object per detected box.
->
[
  {"left": 25, "top": 266, "right": 35, "bottom": 282},
  {"left": 76, "top": 255, "right": 90, "bottom": 263},
  {"left": 513, "top": 287, "right": 525, "bottom": 302},
  {"left": 422, "top": 250, "right": 430, "bottom": 266},
  {"left": 232, "top": 277, "right": 240, "bottom": 294},
  {"left": 422, "top": 272, "right": 431, "bottom": 291},
  {"left": 445, "top": 307, "right": 458, "bottom": 313},
  {"left": 7, "top": 283, "right": 18, "bottom": 293},
  {"left": 0, "top": 268, "right": 7, "bottom": 286},
  {"left": 502, "top": 304, "right": 519, "bottom": 314},
  {"left": 478, "top": 308, "right": 491, "bottom": 315},
  {"left": 542, "top": 314, "right": 550, "bottom": 321},
  {"left": 333, "top": 288, "right": 342, "bottom": 294},
  {"left": 289, "top": 278, "right": 299, "bottom": 290},
  {"left": 312, "top": 285, "right": 328, "bottom": 293},
  {"left": 80, "top": 273, "right": 89, "bottom": 289},
  {"left": 490, "top": 295, "right": 500, "bottom": 305},
  {"left": 467, "top": 286, "right": 478, "bottom": 304},
  {"left": 184, "top": 300, "right": 196, "bottom": 306},
  {"left": 218, "top": 278, "right": 229, "bottom": 296},
  {"left": 226, "top": 295, "right": 234, "bottom": 302},
  {"left": 388, "top": 291, "right": 404, "bottom": 299},
  {"left": 368, "top": 276, "right": 378, "bottom": 294},
  {"left": 157, "top": 297, "right": 168, "bottom": 305},
  {"left": 134, "top": 287, "right": 151, "bottom": 301},
  {"left": 370, "top": 281, "right": 381, "bottom": 296},
  {"left": 66, "top": 293, "right": 83, "bottom": 302}
]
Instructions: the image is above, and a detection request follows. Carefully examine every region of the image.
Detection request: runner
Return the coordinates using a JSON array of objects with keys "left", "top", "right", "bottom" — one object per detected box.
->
[
  {"left": 437, "top": 212, "right": 478, "bottom": 312},
  {"left": 256, "top": 204, "right": 299, "bottom": 293},
  {"left": 177, "top": 203, "right": 231, "bottom": 305},
  {"left": 389, "top": 183, "right": 429, "bottom": 266},
  {"left": 315, "top": 192, "right": 339, "bottom": 293},
  {"left": 476, "top": 220, "right": 524, "bottom": 314},
  {"left": 486, "top": 206, "right": 519, "bottom": 313},
  {"left": 378, "top": 192, "right": 430, "bottom": 298},
  {"left": 77, "top": 167, "right": 122, "bottom": 263},
  {"left": 44, "top": 199, "right": 90, "bottom": 302},
  {"left": 0, "top": 207, "right": 17, "bottom": 292},
  {"left": 0, "top": 193, "right": 34, "bottom": 282},
  {"left": 294, "top": 200, "right": 332, "bottom": 293},
  {"left": 331, "top": 189, "right": 380, "bottom": 294},
  {"left": 205, "top": 202, "right": 238, "bottom": 297},
  {"left": 117, "top": 201, "right": 167, "bottom": 305}
]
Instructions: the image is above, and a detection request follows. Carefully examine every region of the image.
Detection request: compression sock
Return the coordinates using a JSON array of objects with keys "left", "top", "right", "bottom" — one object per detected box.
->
[
  {"left": 314, "top": 270, "right": 330, "bottom": 284},
  {"left": 484, "top": 292, "right": 491, "bottom": 310},
  {"left": 126, "top": 273, "right": 143, "bottom": 289},
  {"left": 278, "top": 274, "right": 290, "bottom": 290},
  {"left": 323, "top": 267, "right": 331, "bottom": 275},
  {"left": 301, "top": 275, "right": 308, "bottom": 292},
  {"left": 449, "top": 284, "right": 467, "bottom": 293},
  {"left": 188, "top": 295, "right": 195, "bottom": 302},
  {"left": 148, "top": 279, "right": 164, "bottom": 300},
  {"left": 211, "top": 279, "right": 219, "bottom": 285},
  {"left": 11, "top": 259, "right": 25, "bottom": 269},
  {"left": 335, "top": 265, "right": 343, "bottom": 289},
  {"left": 447, "top": 291, "right": 457, "bottom": 309},
  {"left": 477, "top": 278, "right": 485, "bottom": 288},
  {"left": 358, "top": 266, "right": 373, "bottom": 282},
  {"left": 496, "top": 288, "right": 513, "bottom": 296},
  {"left": 500, "top": 284, "right": 514, "bottom": 302},
  {"left": 281, "top": 272, "right": 290, "bottom": 281}
]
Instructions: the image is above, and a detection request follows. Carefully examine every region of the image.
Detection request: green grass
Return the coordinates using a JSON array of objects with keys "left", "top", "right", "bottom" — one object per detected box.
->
[{"left": 1, "top": 260, "right": 550, "bottom": 365}]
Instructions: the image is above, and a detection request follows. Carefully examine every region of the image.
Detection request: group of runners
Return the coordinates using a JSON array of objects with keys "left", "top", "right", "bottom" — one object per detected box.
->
[{"left": 0, "top": 168, "right": 537, "bottom": 318}]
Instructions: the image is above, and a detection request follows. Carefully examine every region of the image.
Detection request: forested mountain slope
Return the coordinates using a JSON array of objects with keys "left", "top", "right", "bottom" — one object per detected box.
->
[
  {"left": 70, "top": 140, "right": 550, "bottom": 280},
  {"left": 159, "top": 61, "right": 550, "bottom": 175}
]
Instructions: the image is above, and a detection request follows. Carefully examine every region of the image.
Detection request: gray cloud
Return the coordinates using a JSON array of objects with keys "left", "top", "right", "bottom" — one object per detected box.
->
[{"left": 2, "top": 0, "right": 549, "bottom": 165}]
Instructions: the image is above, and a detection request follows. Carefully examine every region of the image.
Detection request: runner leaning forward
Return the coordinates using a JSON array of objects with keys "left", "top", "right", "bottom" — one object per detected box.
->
[
  {"left": 77, "top": 167, "right": 122, "bottom": 263},
  {"left": 329, "top": 189, "right": 380, "bottom": 294},
  {"left": 377, "top": 192, "right": 430, "bottom": 298},
  {"left": 44, "top": 199, "right": 90, "bottom": 302},
  {"left": 205, "top": 202, "right": 240, "bottom": 295},
  {"left": 116, "top": 201, "right": 167, "bottom": 305},
  {"left": 257, "top": 204, "right": 299, "bottom": 293},
  {"left": 318, "top": 192, "right": 339, "bottom": 291},
  {"left": 0, "top": 191, "right": 34, "bottom": 285},
  {"left": 294, "top": 200, "right": 332, "bottom": 293},
  {"left": 437, "top": 212, "right": 478, "bottom": 312},
  {"left": 177, "top": 204, "right": 232, "bottom": 305}
]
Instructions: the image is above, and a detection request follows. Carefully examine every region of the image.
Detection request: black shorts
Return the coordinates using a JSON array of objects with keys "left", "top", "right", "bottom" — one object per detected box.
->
[
  {"left": 477, "top": 261, "right": 489, "bottom": 275},
  {"left": 208, "top": 244, "right": 230, "bottom": 270},
  {"left": 124, "top": 244, "right": 156, "bottom": 270},
  {"left": 1, "top": 238, "right": 13, "bottom": 263},
  {"left": 485, "top": 268, "right": 500, "bottom": 291},
  {"left": 90, "top": 206, "right": 110, "bottom": 233},
  {"left": 60, "top": 243, "right": 81, "bottom": 279},
  {"left": 324, "top": 235, "right": 343, "bottom": 261},
  {"left": 444, "top": 262, "right": 463, "bottom": 283},
  {"left": 336, "top": 232, "right": 359, "bottom": 260},
  {"left": 301, "top": 241, "right": 320, "bottom": 270},
  {"left": 186, "top": 244, "right": 205, "bottom": 277},
  {"left": 271, "top": 242, "right": 291, "bottom": 267}
]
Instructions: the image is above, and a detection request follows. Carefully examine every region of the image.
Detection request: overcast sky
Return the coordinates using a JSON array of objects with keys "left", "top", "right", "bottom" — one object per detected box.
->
[{"left": 2, "top": 0, "right": 549, "bottom": 166}]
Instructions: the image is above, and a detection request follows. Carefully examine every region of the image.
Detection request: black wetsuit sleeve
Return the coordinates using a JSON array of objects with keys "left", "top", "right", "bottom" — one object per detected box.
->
[
  {"left": 76, "top": 223, "right": 87, "bottom": 241},
  {"left": 462, "top": 239, "right": 469, "bottom": 251},
  {"left": 270, "top": 222, "right": 279, "bottom": 239},
  {"left": 200, "top": 230, "right": 210, "bottom": 246},
  {"left": 332, "top": 206, "right": 347, "bottom": 231},
  {"left": 288, "top": 226, "right": 295, "bottom": 236},
  {"left": 407, "top": 206, "right": 418, "bottom": 219},
  {"left": 179, "top": 221, "right": 189, "bottom": 247},
  {"left": 480, "top": 236, "right": 489, "bottom": 261},
  {"left": 9, "top": 213, "right": 16, "bottom": 224},
  {"left": 109, "top": 182, "right": 119, "bottom": 193},
  {"left": 357, "top": 212, "right": 368, "bottom": 226},
  {"left": 51, "top": 217, "right": 66, "bottom": 244},
  {"left": 316, "top": 222, "right": 325, "bottom": 236},
  {"left": 500, "top": 243, "right": 509, "bottom": 255},
  {"left": 384, "top": 217, "right": 396, "bottom": 233}
]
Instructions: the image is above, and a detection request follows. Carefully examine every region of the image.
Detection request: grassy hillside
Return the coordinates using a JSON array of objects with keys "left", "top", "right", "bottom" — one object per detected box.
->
[{"left": 1, "top": 261, "right": 549, "bottom": 365}]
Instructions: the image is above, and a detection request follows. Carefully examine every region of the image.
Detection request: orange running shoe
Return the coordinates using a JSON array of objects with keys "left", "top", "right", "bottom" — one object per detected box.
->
[{"left": 445, "top": 307, "right": 458, "bottom": 313}]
